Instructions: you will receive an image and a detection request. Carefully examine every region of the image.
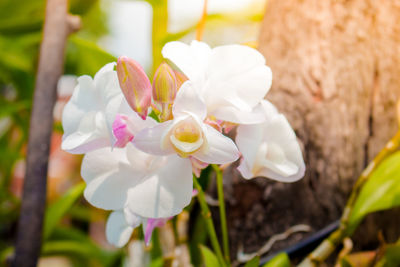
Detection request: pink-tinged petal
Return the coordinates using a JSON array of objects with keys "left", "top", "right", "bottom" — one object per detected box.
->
[
  {"left": 125, "top": 155, "right": 193, "bottom": 218},
  {"left": 204, "top": 117, "right": 222, "bottom": 132},
  {"left": 133, "top": 121, "right": 174, "bottom": 155},
  {"left": 172, "top": 81, "right": 207, "bottom": 120},
  {"left": 192, "top": 189, "right": 198, "bottom": 197},
  {"left": 117, "top": 56, "right": 152, "bottom": 119},
  {"left": 189, "top": 156, "right": 209, "bottom": 177},
  {"left": 143, "top": 217, "right": 171, "bottom": 245},
  {"left": 113, "top": 114, "right": 134, "bottom": 148},
  {"left": 106, "top": 211, "right": 135, "bottom": 248},
  {"left": 193, "top": 125, "right": 239, "bottom": 164}
]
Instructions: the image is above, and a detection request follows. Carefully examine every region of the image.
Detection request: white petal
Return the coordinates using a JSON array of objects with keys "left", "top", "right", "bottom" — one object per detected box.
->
[
  {"left": 193, "top": 125, "right": 239, "bottom": 164},
  {"left": 203, "top": 45, "right": 272, "bottom": 114},
  {"left": 236, "top": 123, "right": 264, "bottom": 171},
  {"left": 61, "top": 64, "right": 123, "bottom": 154},
  {"left": 123, "top": 206, "right": 144, "bottom": 226},
  {"left": 162, "top": 40, "right": 211, "bottom": 83},
  {"left": 62, "top": 111, "right": 110, "bottom": 153},
  {"left": 106, "top": 211, "right": 134, "bottom": 248},
  {"left": 211, "top": 102, "right": 266, "bottom": 124},
  {"left": 133, "top": 121, "right": 174, "bottom": 155},
  {"left": 125, "top": 155, "right": 193, "bottom": 218},
  {"left": 81, "top": 146, "right": 146, "bottom": 210},
  {"left": 258, "top": 115, "right": 305, "bottom": 182},
  {"left": 172, "top": 81, "right": 207, "bottom": 120}
]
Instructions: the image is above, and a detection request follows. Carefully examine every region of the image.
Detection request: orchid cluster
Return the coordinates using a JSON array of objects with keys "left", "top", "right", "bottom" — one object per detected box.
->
[{"left": 61, "top": 40, "right": 305, "bottom": 248}]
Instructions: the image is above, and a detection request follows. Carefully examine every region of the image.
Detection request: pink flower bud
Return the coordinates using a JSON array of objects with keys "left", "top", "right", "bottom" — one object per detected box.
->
[
  {"left": 117, "top": 56, "right": 152, "bottom": 120},
  {"left": 152, "top": 63, "right": 177, "bottom": 121}
]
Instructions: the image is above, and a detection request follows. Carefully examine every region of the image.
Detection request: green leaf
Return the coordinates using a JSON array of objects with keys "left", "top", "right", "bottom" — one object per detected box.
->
[
  {"left": 43, "top": 183, "right": 85, "bottom": 240},
  {"left": 262, "top": 253, "right": 291, "bottom": 267},
  {"left": 41, "top": 240, "right": 115, "bottom": 264},
  {"left": 200, "top": 245, "right": 220, "bottom": 267},
  {"left": 347, "top": 151, "right": 400, "bottom": 234},
  {"left": 375, "top": 242, "right": 400, "bottom": 267},
  {"left": 245, "top": 256, "right": 260, "bottom": 267},
  {"left": 0, "top": 100, "right": 31, "bottom": 119}
]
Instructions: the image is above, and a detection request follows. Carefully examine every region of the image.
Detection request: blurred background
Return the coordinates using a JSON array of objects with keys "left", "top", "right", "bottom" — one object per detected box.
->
[{"left": 2, "top": 0, "right": 400, "bottom": 266}]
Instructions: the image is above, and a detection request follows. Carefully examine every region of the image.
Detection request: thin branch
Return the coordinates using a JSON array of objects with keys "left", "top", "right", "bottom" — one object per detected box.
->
[{"left": 12, "top": 1, "right": 80, "bottom": 266}]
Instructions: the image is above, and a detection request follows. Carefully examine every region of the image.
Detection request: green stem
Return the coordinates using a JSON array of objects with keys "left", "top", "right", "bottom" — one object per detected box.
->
[
  {"left": 193, "top": 176, "right": 227, "bottom": 267},
  {"left": 212, "top": 164, "right": 230, "bottom": 264},
  {"left": 298, "top": 130, "right": 400, "bottom": 267}
]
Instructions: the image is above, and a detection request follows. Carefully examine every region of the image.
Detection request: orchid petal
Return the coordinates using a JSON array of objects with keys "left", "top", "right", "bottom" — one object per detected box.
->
[
  {"left": 106, "top": 211, "right": 135, "bottom": 248},
  {"left": 162, "top": 40, "right": 211, "bottom": 83},
  {"left": 143, "top": 218, "right": 170, "bottom": 245},
  {"left": 81, "top": 146, "right": 146, "bottom": 210},
  {"left": 193, "top": 124, "right": 239, "bottom": 164},
  {"left": 133, "top": 121, "right": 174, "bottom": 155},
  {"left": 172, "top": 81, "right": 207, "bottom": 120},
  {"left": 62, "top": 63, "right": 122, "bottom": 153},
  {"left": 125, "top": 155, "right": 193, "bottom": 218}
]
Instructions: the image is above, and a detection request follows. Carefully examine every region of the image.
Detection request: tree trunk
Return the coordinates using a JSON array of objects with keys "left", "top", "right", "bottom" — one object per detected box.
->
[{"left": 225, "top": 0, "right": 400, "bottom": 259}]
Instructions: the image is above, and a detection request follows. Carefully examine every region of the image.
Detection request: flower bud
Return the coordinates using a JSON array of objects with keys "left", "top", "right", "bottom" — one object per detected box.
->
[
  {"left": 152, "top": 63, "right": 177, "bottom": 121},
  {"left": 117, "top": 56, "right": 152, "bottom": 120}
]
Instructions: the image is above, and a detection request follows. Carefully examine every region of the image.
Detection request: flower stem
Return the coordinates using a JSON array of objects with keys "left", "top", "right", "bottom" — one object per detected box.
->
[
  {"left": 297, "top": 130, "right": 400, "bottom": 267},
  {"left": 212, "top": 164, "right": 231, "bottom": 264},
  {"left": 193, "top": 176, "right": 227, "bottom": 267}
]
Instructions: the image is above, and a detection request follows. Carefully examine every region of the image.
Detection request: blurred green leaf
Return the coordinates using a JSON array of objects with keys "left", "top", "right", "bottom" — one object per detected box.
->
[
  {"left": 262, "top": 253, "right": 291, "bottom": 267},
  {"left": 148, "top": 257, "right": 164, "bottom": 267},
  {"left": 245, "top": 256, "right": 260, "bottom": 267},
  {"left": 348, "top": 151, "right": 400, "bottom": 234},
  {"left": 43, "top": 183, "right": 85, "bottom": 240},
  {"left": 200, "top": 245, "right": 220, "bottom": 267},
  {"left": 0, "top": 100, "right": 31, "bottom": 119},
  {"left": 0, "top": 0, "right": 44, "bottom": 35},
  {"left": 66, "top": 35, "right": 116, "bottom": 77},
  {"left": 42, "top": 240, "right": 115, "bottom": 265},
  {"left": 375, "top": 241, "right": 400, "bottom": 267}
]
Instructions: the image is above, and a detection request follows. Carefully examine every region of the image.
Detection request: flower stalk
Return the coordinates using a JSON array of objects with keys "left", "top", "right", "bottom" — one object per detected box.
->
[
  {"left": 212, "top": 164, "right": 230, "bottom": 264},
  {"left": 193, "top": 176, "right": 227, "bottom": 267},
  {"left": 298, "top": 130, "right": 400, "bottom": 267}
]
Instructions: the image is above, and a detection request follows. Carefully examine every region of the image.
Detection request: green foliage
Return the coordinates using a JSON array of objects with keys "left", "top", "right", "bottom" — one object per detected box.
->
[
  {"left": 66, "top": 35, "right": 116, "bottom": 77},
  {"left": 347, "top": 151, "right": 400, "bottom": 234},
  {"left": 375, "top": 241, "right": 400, "bottom": 267},
  {"left": 262, "top": 253, "right": 291, "bottom": 267},
  {"left": 200, "top": 245, "right": 220, "bottom": 267},
  {"left": 245, "top": 256, "right": 260, "bottom": 267},
  {"left": 43, "top": 183, "right": 85, "bottom": 240}
]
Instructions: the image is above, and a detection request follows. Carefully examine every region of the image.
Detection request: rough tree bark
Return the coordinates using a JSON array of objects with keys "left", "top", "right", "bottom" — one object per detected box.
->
[{"left": 225, "top": 0, "right": 400, "bottom": 259}]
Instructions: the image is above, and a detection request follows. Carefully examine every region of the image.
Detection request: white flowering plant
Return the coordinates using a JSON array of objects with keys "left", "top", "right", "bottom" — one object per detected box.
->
[{"left": 61, "top": 40, "right": 305, "bottom": 266}]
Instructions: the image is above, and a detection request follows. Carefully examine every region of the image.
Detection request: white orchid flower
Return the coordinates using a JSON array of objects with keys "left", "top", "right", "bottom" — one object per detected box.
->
[
  {"left": 81, "top": 143, "right": 193, "bottom": 218},
  {"left": 133, "top": 81, "right": 240, "bottom": 164},
  {"left": 236, "top": 101, "right": 305, "bottom": 182},
  {"left": 61, "top": 63, "right": 122, "bottom": 153},
  {"left": 162, "top": 40, "right": 272, "bottom": 124},
  {"left": 106, "top": 210, "right": 171, "bottom": 248}
]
